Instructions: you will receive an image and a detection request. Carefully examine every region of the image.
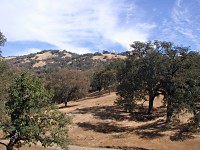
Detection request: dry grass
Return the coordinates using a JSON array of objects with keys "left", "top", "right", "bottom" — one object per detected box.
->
[
  {"left": 1, "top": 92, "right": 200, "bottom": 150},
  {"left": 61, "top": 92, "right": 200, "bottom": 150},
  {"left": 92, "top": 54, "right": 126, "bottom": 61},
  {"left": 33, "top": 61, "right": 47, "bottom": 68}
]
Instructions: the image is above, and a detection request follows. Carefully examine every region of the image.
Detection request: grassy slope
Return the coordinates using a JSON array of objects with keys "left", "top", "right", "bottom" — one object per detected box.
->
[{"left": 1, "top": 92, "right": 200, "bottom": 150}]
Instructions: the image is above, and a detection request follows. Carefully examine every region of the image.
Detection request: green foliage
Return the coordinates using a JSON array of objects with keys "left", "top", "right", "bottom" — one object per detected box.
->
[
  {"left": 46, "top": 69, "right": 90, "bottom": 106},
  {"left": 90, "top": 59, "right": 124, "bottom": 93},
  {"left": 0, "top": 61, "right": 19, "bottom": 121},
  {"left": 0, "top": 31, "right": 6, "bottom": 56},
  {"left": 117, "top": 41, "right": 165, "bottom": 113},
  {"left": 102, "top": 50, "right": 110, "bottom": 54},
  {"left": 116, "top": 40, "right": 200, "bottom": 124},
  {"left": 0, "top": 61, "right": 9, "bottom": 121},
  {"left": 1, "top": 73, "right": 70, "bottom": 150},
  {"left": 116, "top": 60, "right": 140, "bottom": 112},
  {"left": 8, "top": 50, "right": 125, "bottom": 75},
  {"left": 91, "top": 67, "right": 117, "bottom": 92}
]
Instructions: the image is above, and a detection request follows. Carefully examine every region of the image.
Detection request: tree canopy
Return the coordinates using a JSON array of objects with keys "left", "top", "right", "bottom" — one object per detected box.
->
[
  {"left": 46, "top": 69, "right": 90, "bottom": 107},
  {"left": 0, "top": 73, "right": 70, "bottom": 150},
  {"left": 116, "top": 41, "right": 200, "bottom": 125},
  {"left": 0, "top": 31, "right": 6, "bottom": 56}
]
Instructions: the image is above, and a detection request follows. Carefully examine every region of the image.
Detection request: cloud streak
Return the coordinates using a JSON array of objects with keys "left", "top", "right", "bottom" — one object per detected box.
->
[
  {"left": 171, "top": 0, "right": 200, "bottom": 50},
  {"left": 0, "top": 0, "right": 155, "bottom": 55}
]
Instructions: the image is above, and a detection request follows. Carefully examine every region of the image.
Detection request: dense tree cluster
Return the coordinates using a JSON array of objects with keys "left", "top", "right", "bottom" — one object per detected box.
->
[
  {"left": 116, "top": 41, "right": 200, "bottom": 125},
  {"left": 46, "top": 69, "right": 90, "bottom": 107},
  {"left": 91, "top": 68, "right": 117, "bottom": 92},
  {"left": 8, "top": 50, "right": 120, "bottom": 75}
]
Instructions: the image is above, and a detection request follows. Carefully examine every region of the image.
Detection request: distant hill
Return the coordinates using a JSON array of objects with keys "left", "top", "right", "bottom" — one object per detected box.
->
[{"left": 5, "top": 50, "right": 128, "bottom": 74}]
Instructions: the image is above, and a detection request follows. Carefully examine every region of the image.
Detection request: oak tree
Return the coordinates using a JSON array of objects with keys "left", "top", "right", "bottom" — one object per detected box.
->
[
  {"left": 0, "top": 73, "right": 70, "bottom": 150},
  {"left": 47, "top": 69, "right": 90, "bottom": 107}
]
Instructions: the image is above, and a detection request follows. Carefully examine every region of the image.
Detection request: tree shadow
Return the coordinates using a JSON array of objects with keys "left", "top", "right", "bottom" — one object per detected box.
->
[
  {"left": 135, "top": 131, "right": 164, "bottom": 139},
  {"left": 77, "top": 118, "right": 196, "bottom": 141},
  {"left": 169, "top": 124, "right": 196, "bottom": 141},
  {"left": 130, "top": 106, "right": 166, "bottom": 122},
  {"left": 59, "top": 104, "right": 78, "bottom": 109},
  {"left": 133, "top": 119, "right": 171, "bottom": 139},
  {"left": 73, "top": 103, "right": 197, "bottom": 141},
  {"left": 73, "top": 105, "right": 132, "bottom": 121},
  {"left": 170, "top": 130, "right": 195, "bottom": 141},
  {"left": 100, "top": 146, "right": 151, "bottom": 150},
  {"left": 77, "top": 122, "right": 129, "bottom": 133},
  {"left": 78, "top": 90, "right": 111, "bottom": 101},
  {"left": 73, "top": 104, "right": 166, "bottom": 122},
  {"left": 134, "top": 119, "right": 196, "bottom": 141},
  {"left": 77, "top": 120, "right": 165, "bottom": 139}
]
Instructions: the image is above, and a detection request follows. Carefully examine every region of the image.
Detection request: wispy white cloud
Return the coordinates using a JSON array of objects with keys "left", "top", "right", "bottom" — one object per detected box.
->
[
  {"left": 0, "top": 0, "right": 155, "bottom": 54},
  {"left": 171, "top": 0, "right": 200, "bottom": 49},
  {"left": 156, "top": 0, "right": 200, "bottom": 50},
  {"left": 172, "top": 0, "right": 192, "bottom": 24}
]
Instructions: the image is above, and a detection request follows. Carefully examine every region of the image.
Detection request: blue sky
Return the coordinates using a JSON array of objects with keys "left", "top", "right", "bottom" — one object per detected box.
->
[{"left": 0, "top": 0, "right": 200, "bottom": 56}]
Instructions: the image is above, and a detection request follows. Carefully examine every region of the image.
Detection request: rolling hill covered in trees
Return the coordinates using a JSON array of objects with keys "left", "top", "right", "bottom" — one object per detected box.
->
[{"left": 4, "top": 50, "right": 127, "bottom": 74}]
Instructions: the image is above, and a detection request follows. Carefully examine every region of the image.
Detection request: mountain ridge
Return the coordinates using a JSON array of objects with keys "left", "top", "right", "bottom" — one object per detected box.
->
[{"left": 5, "top": 49, "right": 128, "bottom": 74}]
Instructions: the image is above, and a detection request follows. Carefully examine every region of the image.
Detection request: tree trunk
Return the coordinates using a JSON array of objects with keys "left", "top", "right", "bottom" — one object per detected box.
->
[
  {"left": 98, "top": 87, "right": 101, "bottom": 93},
  {"left": 6, "top": 144, "right": 14, "bottom": 150},
  {"left": 166, "top": 112, "right": 171, "bottom": 123},
  {"left": 108, "top": 86, "right": 111, "bottom": 95},
  {"left": 193, "top": 110, "right": 197, "bottom": 115},
  {"left": 166, "top": 99, "right": 173, "bottom": 123},
  {"left": 147, "top": 90, "right": 155, "bottom": 114},
  {"left": 147, "top": 94, "right": 155, "bottom": 114},
  {"left": 64, "top": 100, "right": 68, "bottom": 107},
  {"left": 6, "top": 132, "right": 19, "bottom": 150}
]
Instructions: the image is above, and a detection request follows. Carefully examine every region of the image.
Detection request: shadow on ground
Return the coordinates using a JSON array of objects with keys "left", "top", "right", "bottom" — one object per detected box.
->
[
  {"left": 73, "top": 104, "right": 166, "bottom": 122},
  {"left": 77, "top": 122, "right": 128, "bottom": 133},
  {"left": 78, "top": 90, "right": 111, "bottom": 101},
  {"left": 101, "top": 146, "right": 151, "bottom": 150},
  {"left": 59, "top": 104, "right": 79, "bottom": 109},
  {"left": 74, "top": 105, "right": 131, "bottom": 121},
  {"left": 74, "top": 103, "right": 196, "bottom": 141}
]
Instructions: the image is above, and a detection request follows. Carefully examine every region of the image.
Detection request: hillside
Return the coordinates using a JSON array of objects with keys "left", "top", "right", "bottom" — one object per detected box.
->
[
  {"left": 1, "top": 92, "right": 200, "bottom": 150},
  {"left": 5, "top": 50, "right": 127, "bottom": 74},
  {"left": 62, "top": 92, "right": 200, "bottom": 150}
]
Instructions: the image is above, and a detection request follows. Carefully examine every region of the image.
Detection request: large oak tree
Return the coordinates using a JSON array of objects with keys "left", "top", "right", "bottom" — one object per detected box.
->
[
  {"left": 116, "top": 41, "right": 200, "bottom": 124},
  {"left": 0, "top": 73, "right": 70, "bottom": 150}
]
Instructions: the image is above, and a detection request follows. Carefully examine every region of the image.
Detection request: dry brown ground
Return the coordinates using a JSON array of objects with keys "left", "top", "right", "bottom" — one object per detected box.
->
[
  {"left": 61, "top": 92, "right": 200, "bottom": 150},
  {"left": 1, "top": 92, "right": 200, "bottom": 150}
]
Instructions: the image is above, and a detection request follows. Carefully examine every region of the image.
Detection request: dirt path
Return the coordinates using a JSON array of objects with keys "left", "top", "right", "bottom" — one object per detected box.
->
[{"left": 60, "top": 92, "right": 200, "bottom": 150}]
